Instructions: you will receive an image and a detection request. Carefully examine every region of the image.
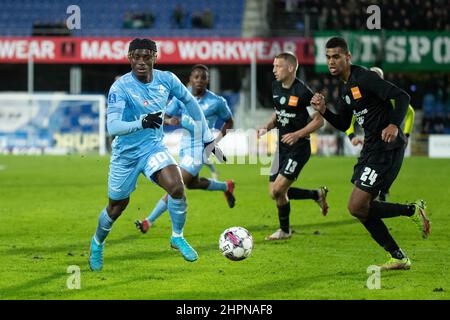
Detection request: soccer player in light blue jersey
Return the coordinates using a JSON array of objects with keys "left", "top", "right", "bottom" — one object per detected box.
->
[
  {"left": 135, "top": 64, "right": 235, "bottom": 234},
  {"left": 89, "top": 39, "right": 225, "bottom": 271}
]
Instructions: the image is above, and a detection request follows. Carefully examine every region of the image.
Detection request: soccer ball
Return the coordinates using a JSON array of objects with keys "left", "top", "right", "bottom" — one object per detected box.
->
[{"left": 219, "top": 226, "right": 253, "bottom": 261}]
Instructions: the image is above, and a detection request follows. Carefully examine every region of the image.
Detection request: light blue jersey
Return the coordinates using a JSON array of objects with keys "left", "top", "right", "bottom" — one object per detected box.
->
[
  {"left": 106, "top": 70, "right": 214, "bottom": 200},
  {"left": 107, "top": 70, "right": 213, "bottom": 160},
  {"left": 166, "top": 89, "right": 232, "bottom": 176}
]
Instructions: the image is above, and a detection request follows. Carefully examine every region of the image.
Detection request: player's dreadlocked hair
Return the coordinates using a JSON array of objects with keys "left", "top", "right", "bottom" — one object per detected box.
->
[
  {"left": 128, "top": 38, "right": 157, "bottom": 53},
  {"left": 326, "top": 37, "right": 349, "bottom": 53}
]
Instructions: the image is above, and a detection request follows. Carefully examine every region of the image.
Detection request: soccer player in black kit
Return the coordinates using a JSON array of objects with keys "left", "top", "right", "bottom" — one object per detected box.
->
[
  {"left": 311, "top": 37, "right": 430, "bottom": 270},
  {"left": 258, "top": 52, "right": 329, "bottom": 241}
]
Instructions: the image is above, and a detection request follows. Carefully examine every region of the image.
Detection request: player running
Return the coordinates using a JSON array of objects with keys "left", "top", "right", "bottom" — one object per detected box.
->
[
  {"left": 135, "top": 64, "right": 235, "bottom": 234},
  {"left": 311, "top": 37, "right": 430, "bottom": 271},
  {"left": 88, "top": 38, "right": 225, "bottom": 270},
  {"left": 258, "top": 52, "right": 329, "bottom": 241},
  {"left": 345, "top": 66, "right": 415, "bottom": 202}
]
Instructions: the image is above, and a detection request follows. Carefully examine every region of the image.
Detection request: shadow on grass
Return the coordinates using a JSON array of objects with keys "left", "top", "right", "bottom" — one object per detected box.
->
[
  {"left": 75, "top": 269, "right": 369, "bottom": 300},
  {"left": 154, "top": 269, "right": 406, "bottom": 300},
  {"left": 0, "top": 272, "right": 66, "bottom": 299},
  {"left": 0, "top": 234, "right": 141, "bottom": 257},
  {"left": 246, "top": 218, "right": 358, "bottom": 233}
]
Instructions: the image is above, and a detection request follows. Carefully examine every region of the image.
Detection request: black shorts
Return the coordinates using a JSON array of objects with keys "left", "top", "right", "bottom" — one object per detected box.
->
[
  {"left": 351, "top": 145, "right": 406, "bottom": 196},
  {"left": 269, "top": 143, "right": 311, "bottom": 182}
]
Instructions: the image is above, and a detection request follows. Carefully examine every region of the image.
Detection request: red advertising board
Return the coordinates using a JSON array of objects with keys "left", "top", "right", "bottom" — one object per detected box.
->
[{"left": 0, "top": 37, "right": 314, "bottom": 64}]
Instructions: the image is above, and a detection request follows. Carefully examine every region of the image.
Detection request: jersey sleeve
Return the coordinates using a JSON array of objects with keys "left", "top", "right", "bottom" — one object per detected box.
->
[
  {"left": 106, "top": 83, "right": 143, "bottom": 136},
  {"left": 322, "top": 97, "right": 353, "bottom": 132},
  {"left": 390, "top": 100, "right": 415, "bottom": 136},
  {"left": 345, "top": 116, "right": 357, "bottom": 140},
  {"left": 165, "top": 98, "right": 182, "bottom": 117},
  {"left": 301, "top": 83, "right": 317, "bottom": 118},
  {"left": 403, "top": 105, "right": 415, "bottom": 136},
  {"left": 167, "top": 71, "right": 214, "bottom": 143},
  {"left": 357, "top": 69, "right": 410, "bottom": 127},
  {"left": 217, "top": 96, "right": 233, "bottom": 121}
]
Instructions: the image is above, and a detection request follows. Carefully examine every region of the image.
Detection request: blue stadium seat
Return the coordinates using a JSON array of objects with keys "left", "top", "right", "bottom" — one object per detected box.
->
[{"left": 0, "top": 0, "right": 243, "bottom": 37}]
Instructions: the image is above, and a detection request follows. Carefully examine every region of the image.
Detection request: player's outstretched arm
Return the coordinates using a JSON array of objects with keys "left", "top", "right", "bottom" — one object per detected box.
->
[
  {"left": 107, "top": 115, "right": 144, "bottom": 136},
  {"left": 280, "top": 111, "right": 324, "bottom": 146},
  {"left": 216, "top": 96, "right": 234, "bottom": 142},
  {"left": 386, "top": 86, "right": 410, "bottom": 128},
  {"left": 141, "top": 112, "right": 163, "bottom": 129},
  {"left": 107, "top": 86, "right": 147, "bottom": 136},
  {"left": 222, "top": 117, "right": 234, "bottom": 135},
  {"left": 345, "top": 115, "right": 356, "bottom": 137},
  {"left": 360, "top": 70, "right": 410, "bottom": 130},
  {"left": 163, "top": 114, "right": 180, "bottom": 126},
  {"left": 310, "top": 93, "right": 352, "bottom": 132},
  {"left": 258, "top": 112, "right": 277, "bottom": 137},
  {"left": 345, "top": 116, "right": 363, "bottom": 146},
  {"left": 377, "top": 81, "right": 409, "bottom": 143},
  {"left": 216, "top": 117, "right": 234, "bottom": 143}
]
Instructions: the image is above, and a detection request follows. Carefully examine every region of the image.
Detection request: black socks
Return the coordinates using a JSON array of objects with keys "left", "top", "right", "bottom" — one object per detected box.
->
[
  {"left": 369, "top": 201, "right": 416, "bottom": 219},
  {"left": 287, "top": 188, "right": 319, "bottom": 200},
  {"left": 277, "top": 202, "right": 291, "bottom": 233},
  {"left": 362, "top": 217, "right": 400, "bottom": 254}
]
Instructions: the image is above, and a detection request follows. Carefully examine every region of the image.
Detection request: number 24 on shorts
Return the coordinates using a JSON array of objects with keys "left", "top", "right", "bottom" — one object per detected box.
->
[{"left": 361, "top": 167, "right": 378, "bottom": 186}]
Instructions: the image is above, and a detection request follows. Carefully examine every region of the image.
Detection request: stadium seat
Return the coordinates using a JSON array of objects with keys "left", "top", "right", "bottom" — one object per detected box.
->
[{"left": 0, "top": 0, "right": 243, "bottom": 37}]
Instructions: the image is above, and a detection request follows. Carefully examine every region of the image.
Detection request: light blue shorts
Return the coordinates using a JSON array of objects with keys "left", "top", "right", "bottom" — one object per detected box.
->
[
  {"left": 108, "top": 145, "right": 177, "bottom": 200},
  {"left": 179, "top": 143, "right": 204, "bottom": 177}
]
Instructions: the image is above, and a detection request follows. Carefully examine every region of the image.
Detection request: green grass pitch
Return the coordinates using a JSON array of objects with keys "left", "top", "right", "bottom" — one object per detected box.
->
[{"left": 0, "top": 155, "right": 449, "bottom": 300}]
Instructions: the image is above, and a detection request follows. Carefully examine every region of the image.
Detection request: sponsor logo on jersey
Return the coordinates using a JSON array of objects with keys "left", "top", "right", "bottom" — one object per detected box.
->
[
  {"left": 288, "top": 96, "right": 299, "bottom": 106},
  {"left": 353, "top": 108, "right": 368, "bottom": 126},
  {"left": 351, "top": 86, "right": 362, "bottom": 99},
  {"left": 276, "top": 109, "right": 296, "bottom": 127}
]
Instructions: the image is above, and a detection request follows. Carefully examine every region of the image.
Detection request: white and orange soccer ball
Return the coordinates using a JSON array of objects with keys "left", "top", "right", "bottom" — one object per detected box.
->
[{"left": 219, "top": 226, "right": 253, "bottom": 261}]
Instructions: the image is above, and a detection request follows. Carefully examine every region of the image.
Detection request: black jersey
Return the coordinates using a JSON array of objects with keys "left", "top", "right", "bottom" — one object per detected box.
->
[
  {"left": 323, "top": 65, "right": 410, "bottom": 151},
  {"left": 272, "top": 78, "right": 314, "bottom": 148}
]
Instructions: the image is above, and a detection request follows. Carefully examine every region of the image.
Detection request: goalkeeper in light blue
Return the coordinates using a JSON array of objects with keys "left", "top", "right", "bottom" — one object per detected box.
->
[
  {"left": 89, "top": 39, "right": 226, "bottom": 271},
  {"left": 135, "top": 64, "right": 235, "bottom": 235}
]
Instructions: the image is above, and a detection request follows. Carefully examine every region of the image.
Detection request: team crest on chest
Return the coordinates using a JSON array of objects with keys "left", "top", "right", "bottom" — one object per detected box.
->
[
  {"left": 279, "top": 97, "right": 286, "bottom": 105},
  {"left": 345, "top": 95, "right": 351, "bottom": 105}
]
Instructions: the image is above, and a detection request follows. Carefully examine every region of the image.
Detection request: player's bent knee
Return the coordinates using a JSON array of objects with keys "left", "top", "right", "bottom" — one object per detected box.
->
[
  {"left": 108, "top": 198, "right": 129, "bottom": 219},
  {"left": 269, "top": 190, "right": 276, "bottom": 200},
  {"left": 347, "top": 203, "right": 368, "bottom": 220},
  {"left": 168, "top": 184, "right": 185, "bottom": 199},
  {"left": 271, "top": 187, "right": 286, "bottom": 200}
]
